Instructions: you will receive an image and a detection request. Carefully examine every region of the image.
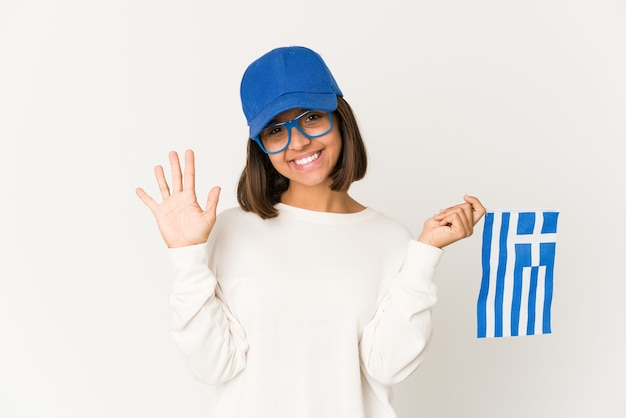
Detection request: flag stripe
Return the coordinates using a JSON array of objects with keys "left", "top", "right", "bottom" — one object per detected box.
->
[
  {"left": 541, "top": 242, "right": 556, "bottom": 334},
  {"left": 527, "top": 266, "right": 539, "bottom": 335},
  {"left": 477, "top": 212, "right": 494, "bottom": 338},
  {"left": 494, "top": 212, "right": 510, "bottom": 338},
  {"left": 519, "top": 267, "right": 531, "bottom": 336},
  {"left": 512, "top": 243, "right": 531, "bottom": 336},
  {"left": 535, "top": 266, "right": 546, "bottom": 334}
]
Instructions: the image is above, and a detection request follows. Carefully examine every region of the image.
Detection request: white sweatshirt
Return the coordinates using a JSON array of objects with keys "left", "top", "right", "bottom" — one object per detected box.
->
[{"left": 168, "top": 203, "right": 442, "bottom": 418}]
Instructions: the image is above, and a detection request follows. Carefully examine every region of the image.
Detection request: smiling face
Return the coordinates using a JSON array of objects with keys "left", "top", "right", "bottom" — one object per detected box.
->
[
  {"left": 237, "top": 96, "right": 367, "bottom": 218},
  {"left": 266, "top": 108, "right": 343, "bottom": 191}
]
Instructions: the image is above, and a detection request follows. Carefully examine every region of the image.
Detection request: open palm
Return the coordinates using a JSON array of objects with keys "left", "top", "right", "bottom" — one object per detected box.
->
[{"left": 136, "top": 150, "right": 220, "bottom": 248}]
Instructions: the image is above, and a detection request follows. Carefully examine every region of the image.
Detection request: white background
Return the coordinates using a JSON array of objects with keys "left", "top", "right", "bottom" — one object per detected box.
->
[{"left": 1, "top": 0, "right": 624, "bottom": 417}]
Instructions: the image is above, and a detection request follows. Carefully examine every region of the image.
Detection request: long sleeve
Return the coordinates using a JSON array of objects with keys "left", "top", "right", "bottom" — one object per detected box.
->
[
  {"left": 168, "top": 242, "right": 248, "bottom": 385},
  {"left": 359, "top": 240, "right": 442, "bottom": 386}
]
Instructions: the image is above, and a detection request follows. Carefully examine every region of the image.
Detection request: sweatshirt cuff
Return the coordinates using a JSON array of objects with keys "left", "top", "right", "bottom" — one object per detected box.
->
[
  {"left": 168, "top": 242, "right": 210, "bottom": 271},
  {"left": 399, "top": 239, "right": 444, "bottom": 284}
]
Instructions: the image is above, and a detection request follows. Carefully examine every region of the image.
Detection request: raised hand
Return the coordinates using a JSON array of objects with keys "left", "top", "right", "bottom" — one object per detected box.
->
[
  {"left": 136, "top": 149, "right": 221, "bottom": 248},
  {"left": 417, "top": 195, "right": 486, "bottom": 249}
]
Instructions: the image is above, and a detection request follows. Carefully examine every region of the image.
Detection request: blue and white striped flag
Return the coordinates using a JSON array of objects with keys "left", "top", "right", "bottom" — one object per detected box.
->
[{"left": 477, "top": 210, "right": 559, "bottom": 338}]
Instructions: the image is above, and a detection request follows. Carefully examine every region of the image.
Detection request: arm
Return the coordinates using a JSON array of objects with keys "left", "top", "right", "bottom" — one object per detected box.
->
[
  {"left": 360, "top": 195, "right": 486, "bottom": 385},
  {"left": 169, "top": 243, "right": 248, "bottom": 385},
  {"left": 359, "top": 240, "right": 440, "bottom": 385},
  {"left": 137, "top": 149, "right": 247, "bottom": 384}
]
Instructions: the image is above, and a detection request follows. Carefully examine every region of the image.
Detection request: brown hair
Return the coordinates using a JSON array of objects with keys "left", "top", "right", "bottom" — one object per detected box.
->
[{"left": 237, "top": 96, "right": 367, "bottom": 219}]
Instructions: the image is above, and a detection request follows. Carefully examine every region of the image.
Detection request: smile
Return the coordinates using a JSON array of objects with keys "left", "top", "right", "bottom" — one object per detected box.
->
[{"left": 293, "top": 151, "right": 321, "bottom": 166}]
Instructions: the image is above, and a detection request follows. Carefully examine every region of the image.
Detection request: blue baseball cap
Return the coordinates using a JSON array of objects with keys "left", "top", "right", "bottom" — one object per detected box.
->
[{"left": 240, "top": 46, "right": 343, "bottom": 139}]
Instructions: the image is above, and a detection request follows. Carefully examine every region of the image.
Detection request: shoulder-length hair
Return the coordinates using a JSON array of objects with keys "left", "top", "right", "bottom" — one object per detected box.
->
[{"left": 236, "top": 96, "right": 367, "bottom": 219}]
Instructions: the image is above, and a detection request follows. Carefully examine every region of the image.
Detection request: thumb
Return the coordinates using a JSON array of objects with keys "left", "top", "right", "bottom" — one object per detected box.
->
[
  {"left": 204, "top": 186, "right": 221, "bottom": 216},
  {"left": 464, "top": 194, "right": 487, "bottom": 224}
]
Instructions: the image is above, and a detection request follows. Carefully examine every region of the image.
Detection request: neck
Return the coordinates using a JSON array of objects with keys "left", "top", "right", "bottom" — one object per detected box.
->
[{"left": 281, "top": 182, "right": 365, "bottom": 214}]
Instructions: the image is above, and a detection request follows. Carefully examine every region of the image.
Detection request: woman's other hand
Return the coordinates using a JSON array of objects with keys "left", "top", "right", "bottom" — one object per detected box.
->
[{"left": 417, "top": 195, "right": 486, "bottom": 249}]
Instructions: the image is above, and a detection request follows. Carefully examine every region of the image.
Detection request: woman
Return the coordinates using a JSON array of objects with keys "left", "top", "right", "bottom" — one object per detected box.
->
[{"left": 136, "top": 46, "right": 485, "bottom": 418}]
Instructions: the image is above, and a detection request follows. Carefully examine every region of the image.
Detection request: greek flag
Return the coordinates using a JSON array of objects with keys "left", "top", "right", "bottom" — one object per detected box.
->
[{"left": 477, "top": 210, "right": 559, "bottom": 338}]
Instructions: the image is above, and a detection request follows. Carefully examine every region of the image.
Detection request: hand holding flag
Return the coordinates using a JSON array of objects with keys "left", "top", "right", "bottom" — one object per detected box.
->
[{"left": 418, "top": 195, "right": 486, "bottom": 249}]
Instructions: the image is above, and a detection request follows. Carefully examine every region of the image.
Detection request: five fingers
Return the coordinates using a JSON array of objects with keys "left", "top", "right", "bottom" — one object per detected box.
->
[{"left": 137, "top": 149, "right": 202, "bottom": 212}]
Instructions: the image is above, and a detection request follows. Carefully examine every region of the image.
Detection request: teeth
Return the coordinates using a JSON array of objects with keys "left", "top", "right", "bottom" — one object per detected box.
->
[{"left": 294, "top": 152, "right": 320, "bottom": 166}]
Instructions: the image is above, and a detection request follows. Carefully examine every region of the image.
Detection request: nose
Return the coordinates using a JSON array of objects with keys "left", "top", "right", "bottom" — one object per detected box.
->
[{"left": 287, "top": 126, "right": 311, "bottom": 150}]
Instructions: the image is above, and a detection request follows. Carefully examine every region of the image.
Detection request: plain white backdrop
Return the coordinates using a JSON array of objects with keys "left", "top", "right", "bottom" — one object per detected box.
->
[{"left": 1, "top": 1, "right": 624, "bottom": 417}]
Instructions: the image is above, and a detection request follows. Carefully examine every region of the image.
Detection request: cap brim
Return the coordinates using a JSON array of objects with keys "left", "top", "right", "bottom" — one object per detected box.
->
[{"left": 249, "top": 92, "right": 338, "bottom": 138}]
